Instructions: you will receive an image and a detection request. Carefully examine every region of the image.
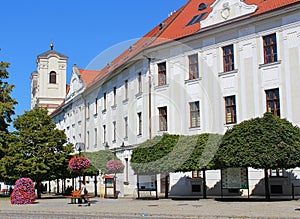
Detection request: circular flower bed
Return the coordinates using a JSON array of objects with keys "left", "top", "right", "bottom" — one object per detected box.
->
[
  {"left": 68, "top": 156, "right": 91, "bottom": 172},
  {"left": 11, "top": 177, "right": 36, "bottom": 205},
  {"left": 106, "top": 159, "right": 125, "bottom": 173}
]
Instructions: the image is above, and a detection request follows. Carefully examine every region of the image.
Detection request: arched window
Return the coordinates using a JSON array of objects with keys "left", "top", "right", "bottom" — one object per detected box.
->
[{"left": 49, "top": 71, "right": 56, "bottom": 84}]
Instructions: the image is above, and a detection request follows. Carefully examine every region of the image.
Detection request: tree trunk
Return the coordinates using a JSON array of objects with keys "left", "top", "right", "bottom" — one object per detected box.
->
[
  {"left": 202, "top": 169, "right": 207, "bottom": 199},
  {"left": 264, "top": 168, "right": 270, "bottom": 200},
  {"left": 56, "top": 179, "right": 60, "bottom": 194},
  {"left": 48, "top": 180, "right": 51, "bottom": 193},
  {"left": 94, "top": 175, "right": 98, "bottom": 197},
  {"left": 36, "top": 181, "right": 42, "bottom": 199},
  {"left": 165, "top": 175, "right": 169, "bottom": 199}
]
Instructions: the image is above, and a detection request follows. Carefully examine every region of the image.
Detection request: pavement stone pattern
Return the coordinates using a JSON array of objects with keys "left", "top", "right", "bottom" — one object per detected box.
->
[{"left": 0, "top": 196, "right": 300, "bottom": 219}]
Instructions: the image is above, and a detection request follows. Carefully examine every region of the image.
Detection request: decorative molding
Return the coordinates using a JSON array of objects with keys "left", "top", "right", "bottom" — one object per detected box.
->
[
  {"left": 218, "top": 69, "right": 238, "bottom": 77},
  {"left": 154, "top": 84, "right": 169, "bottom": 90},
  {"left": 184, "top": 77, "right": 202, "bottom": 84},
  {"left": 258, "top": 60, "right": 281, "bottom": 69},
  {"left": 201, "top": 0, "right": 257, "bottom": 29}
]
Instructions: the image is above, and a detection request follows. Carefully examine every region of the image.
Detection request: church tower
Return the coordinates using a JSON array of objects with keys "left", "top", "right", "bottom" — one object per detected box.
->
[{"left": 31, "top": 43, "right": 68, "bottom": 114}]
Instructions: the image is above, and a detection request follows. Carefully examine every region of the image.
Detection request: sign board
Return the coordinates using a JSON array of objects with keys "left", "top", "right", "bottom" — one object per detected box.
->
[
  {"left": 221, "top": 168, "right": 248, "bottom": 189},
  {"left": 138, "top": 175, "right": 156, "bottom": 191}
]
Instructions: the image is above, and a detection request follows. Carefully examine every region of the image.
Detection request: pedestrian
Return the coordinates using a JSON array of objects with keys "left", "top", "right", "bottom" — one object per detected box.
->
[{"left": 80, "top": 181, "right": 88, "bottom": 204}]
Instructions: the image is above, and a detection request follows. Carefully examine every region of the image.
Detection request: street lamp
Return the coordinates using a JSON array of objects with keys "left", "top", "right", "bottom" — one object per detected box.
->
[{"left": 75, "top": 142, "right": 84, "bottom": 154}]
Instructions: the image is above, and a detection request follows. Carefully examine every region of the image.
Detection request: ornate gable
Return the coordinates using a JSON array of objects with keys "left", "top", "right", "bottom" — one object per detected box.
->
[
  {"left": 201, "top": 0, "right": 257, "bottom": 28},
  {"left": 66, "top": 65, "right": 85, "bottom": 102}
]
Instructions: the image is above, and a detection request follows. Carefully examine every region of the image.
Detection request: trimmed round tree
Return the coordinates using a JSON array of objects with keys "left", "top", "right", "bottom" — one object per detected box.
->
[
  {"left": 11, "top": 178, "right": 36, "bottom": 204},
  {"left": 216, "top": 112, "right": 300, "bottom": 199}
]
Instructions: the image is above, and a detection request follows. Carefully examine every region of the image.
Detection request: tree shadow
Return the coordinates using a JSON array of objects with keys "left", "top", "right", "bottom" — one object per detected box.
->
[
  {"left": 251, "top": 170, "right": 300, "bottom": 199},
  {"left": 169, "top": 176, "right": 202, "bottom": 199}
]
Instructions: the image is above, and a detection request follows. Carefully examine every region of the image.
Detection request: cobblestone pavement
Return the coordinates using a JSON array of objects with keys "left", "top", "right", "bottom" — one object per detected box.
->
[{"left": 0, "top": 197, "right": 300, "bottom": 219}]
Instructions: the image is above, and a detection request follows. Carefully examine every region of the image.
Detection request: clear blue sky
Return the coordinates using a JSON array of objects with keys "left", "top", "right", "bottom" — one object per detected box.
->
[{"left": 0, "top": 0, "right": 187, "bottom": 123}]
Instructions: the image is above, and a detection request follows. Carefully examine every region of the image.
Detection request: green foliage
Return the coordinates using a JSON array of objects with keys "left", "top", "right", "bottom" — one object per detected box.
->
[
  {"left": 131, "top": 133, "right": 223, "bottom": 174},
  {"left": 216, "top": 112, "right": 300, "bottom": 169},
  {"left": 80, "top": 165, "right": 99, "bottom": 176},
  {"left": 0, "top": 60, "right": 17, "bottom": 181},
  {"left": 0, "top": 61, "right": 17, "bottom": 132},
  {"left": 0, "top": 107, "right": 74, "bottom": 185},
  {"left": 178, "top": 133, "right": 223, "bottom": 172},
  {"left": 82, "top": 150, "right": 117, "bottom": 175}
]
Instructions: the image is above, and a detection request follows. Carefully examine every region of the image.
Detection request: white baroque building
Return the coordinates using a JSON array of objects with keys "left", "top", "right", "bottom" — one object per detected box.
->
[{"left": 31, "top": 0, "right": 300, "bottom": 197}]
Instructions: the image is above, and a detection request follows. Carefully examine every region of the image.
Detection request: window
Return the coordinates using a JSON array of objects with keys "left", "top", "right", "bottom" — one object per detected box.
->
[
  {"left": 113, "top": 87, "right": 117, "bottom": 106},
  {"left": 137, "top": 112, "right": 142, "bottom": 136},
  {"left": 158, "top": 106, "right": 167, "bottom": 131},
  {"left": 263, "top": 33, "right": 277, "bottom": 64},
  {"left": 87, "top": 131, "right": 90, "bottom": 149},
  {"left": 124, "top": 116, "right": 128, "bottom": 139},
  {"left": 138, "top": 72, "right": 142, "bottom": 94},
  {"left": 192, "top": 171, "right": 201, "bottom": 178},
  {"left": 266, "top": 88, "right": 280, "bottom": 117},
  {"left": 94, "top": 128, "right": 97, "bottom": 148},
  {"left": 124, "top": 80, "right": 128, "bottom": 100},
  {"left": 188, "top": 54, "right": 199, "bottom": 80},
  {"left": 158, "top": 62, "right": 167, "bottom": 86},
  {"left": 189, "top": 101, "right": 200, "bottom": 128},
  {"left": 95, "top": 98, "right": 98, "bottom": 115},
  {"left": 113, "top": 121, "right": 116, "bottom": 142},
  {"left": 87, "top": 102, "right": 90, "bottom": 118},
  {"left": 223, "top": 45, "right": 234, "bottom": 72},
  {"left": 225, "top": 96, "right": 236, "bottom": 124},
  {"left": 269, "top": 168, "right": 284, "bottom": 177},
  {"left": 186, "top": 13, "right": 207, "bottom": 26},
  {"left": 103, "top": 93, "right": 107, "bottom": 111},
  {"left": 49, "top": 71, "right": 56, "bottom": 84},
  {"left": 103, "top": 125, "right": 106, "bottom": 143}
]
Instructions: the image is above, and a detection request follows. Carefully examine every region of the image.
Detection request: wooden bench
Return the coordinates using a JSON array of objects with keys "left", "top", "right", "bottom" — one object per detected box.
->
[
  {"left": 65, "top": 190, "right": 93, "bottom": 204},
  {"left": 1, "top": 188, "right": 8, "bottom": 194}
]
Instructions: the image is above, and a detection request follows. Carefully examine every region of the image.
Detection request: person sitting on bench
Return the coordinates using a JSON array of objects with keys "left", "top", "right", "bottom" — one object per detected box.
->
[{"left": 80, "top": 181, "right": 88, "bottom": 203}]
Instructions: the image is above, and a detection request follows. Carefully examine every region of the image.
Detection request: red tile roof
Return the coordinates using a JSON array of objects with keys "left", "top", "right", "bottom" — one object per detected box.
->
[
  {"left": 150, "top": 0, "right": 300, "bottom": 46},
  {"left": 51, "top": 0, "right": 299, "bottom": 117},
  {"left": 248, "top": 0, "right": 300, "bottom": 15},
  {"left": 66, "top": 84, "right": 70, "bottom": 94},
  {"left": 77, "top": 0, "right": 300, "bottom": 90},
  {"left": 78, "top": 69, "right": 103, "bottom": 88}
]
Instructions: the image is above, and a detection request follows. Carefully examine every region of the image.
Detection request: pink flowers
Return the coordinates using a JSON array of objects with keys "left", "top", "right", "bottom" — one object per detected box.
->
[
  {"left": 106, "top": 159, "right": 125, "bottom": 173},
  {"left": 11, "top": 178, "right": 36, "bottom": 205},
  {"left": 68, "top": 156, "right": 91, "bottom": 172}
]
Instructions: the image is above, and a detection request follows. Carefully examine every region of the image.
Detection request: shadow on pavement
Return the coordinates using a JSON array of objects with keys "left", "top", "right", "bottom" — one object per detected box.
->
[{"left": 215, "top": 197, "right": 295, "bottom": 202}]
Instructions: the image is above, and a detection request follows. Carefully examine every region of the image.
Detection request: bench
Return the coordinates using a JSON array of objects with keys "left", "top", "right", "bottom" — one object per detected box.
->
[
  {"left": 1, "top": 188, "right": 8, "bottom": 194},
  {"left": 65, "top": 190, "right": 93, "bottom": 204}
]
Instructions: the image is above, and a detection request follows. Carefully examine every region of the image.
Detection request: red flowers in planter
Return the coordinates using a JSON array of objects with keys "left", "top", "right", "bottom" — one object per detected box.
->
[
  {"left": 106, "top": 159, "right": 125, "bottom": 173},
  {"left": 11, "top": 178, "right": 36, "bottom": 205},
  {"left": 68, "top": 156, "right": 90, "bottom": 172}
]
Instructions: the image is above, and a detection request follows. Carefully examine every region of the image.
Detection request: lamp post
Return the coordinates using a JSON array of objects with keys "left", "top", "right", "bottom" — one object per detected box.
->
[
  {"left": 75, "top": 142, "right": 84, "bottom": 188},
  {"left": 113, "top": 142, "right": 125, "bottom": 199},
  {"left": 113, "top": 147, "right": 117, "bottom": 199}
]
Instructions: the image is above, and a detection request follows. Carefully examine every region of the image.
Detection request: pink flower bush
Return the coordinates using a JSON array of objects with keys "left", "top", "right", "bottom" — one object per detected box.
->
[
  {"left": 106, "top": 159, "right": 125, "bottom": 173},
  {"left": 68, "top": 156, "right": 90, "bottom": 172},
  {"left": 11, "top": 178, "right": 36, "bottom": 205}
]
